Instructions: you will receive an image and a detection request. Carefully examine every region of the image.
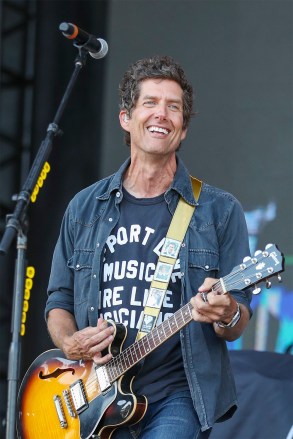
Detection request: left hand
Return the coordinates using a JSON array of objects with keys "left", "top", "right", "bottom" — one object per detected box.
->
[{"left": 190, "top": 277, "right": 238, "bottom": 325}]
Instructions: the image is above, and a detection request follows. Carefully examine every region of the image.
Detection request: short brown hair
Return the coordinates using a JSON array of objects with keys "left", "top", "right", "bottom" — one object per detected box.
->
[{"left": 119, "top": 55, "right": 194, "bottom": 146}]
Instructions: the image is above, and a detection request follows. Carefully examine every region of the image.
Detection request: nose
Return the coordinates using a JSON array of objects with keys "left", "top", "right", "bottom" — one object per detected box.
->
[{"left": 155, "top": 103, "right": 168, "bottom": 119}]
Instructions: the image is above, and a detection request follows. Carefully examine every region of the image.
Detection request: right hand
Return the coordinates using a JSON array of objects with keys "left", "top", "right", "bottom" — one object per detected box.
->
[{"left": 62, "top": 317, "right": 115, "bottom": 364}]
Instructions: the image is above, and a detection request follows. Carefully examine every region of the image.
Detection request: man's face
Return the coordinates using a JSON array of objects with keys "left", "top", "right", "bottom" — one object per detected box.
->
[{"left": 120, "top": 79, "right": 187, "bottom": 157}]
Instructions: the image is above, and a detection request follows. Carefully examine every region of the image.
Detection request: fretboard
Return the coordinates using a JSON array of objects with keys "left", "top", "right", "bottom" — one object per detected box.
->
[
  {"left": 100, "top": 243, "right": 284, "bottom": 385},
  {"left": 105, "top": 301, "right": 195, "bottom": 383}
]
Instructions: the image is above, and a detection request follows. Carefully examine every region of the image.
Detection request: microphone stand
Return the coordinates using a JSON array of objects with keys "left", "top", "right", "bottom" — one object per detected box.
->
[{"left": 0, "top": 46, "right": 90, "bottom": 439}]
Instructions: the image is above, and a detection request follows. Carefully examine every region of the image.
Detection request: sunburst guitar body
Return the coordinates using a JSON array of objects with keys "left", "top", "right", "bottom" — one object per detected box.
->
[
  {"left": 17, "top": 244, "right": 284, "bottom": 438},
  {"left": 17, "top": 324, "right": 147, "bottom": 439}
]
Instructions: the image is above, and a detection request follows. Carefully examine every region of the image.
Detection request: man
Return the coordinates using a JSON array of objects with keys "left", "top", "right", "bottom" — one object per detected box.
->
[{"left": 45, "top": 55, "right": 252, "bottom": 439}]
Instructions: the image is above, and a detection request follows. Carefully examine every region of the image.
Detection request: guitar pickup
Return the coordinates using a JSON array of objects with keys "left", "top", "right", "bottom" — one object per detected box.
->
[
  {"left": 96, "top": 366, "right": 111, "bottom": 393},
  {"left": 70, "top": 379, "right": 88, "bottom": 414}
]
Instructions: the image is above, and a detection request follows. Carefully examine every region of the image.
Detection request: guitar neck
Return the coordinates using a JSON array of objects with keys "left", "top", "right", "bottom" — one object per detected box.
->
[
  {"left": 103, "top": 241, "right": 284, "bottom": 384},
  {"left": 105, "top": 301, "right": 194, "bottom": 382},
  {"left": 105, "top": 278, "right": 224, "bottom": 383}
]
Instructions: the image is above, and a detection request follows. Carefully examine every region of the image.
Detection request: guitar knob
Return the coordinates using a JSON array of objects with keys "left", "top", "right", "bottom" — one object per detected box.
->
[{"left": 266, "top": 280, "right": 272, "bottom": 289}]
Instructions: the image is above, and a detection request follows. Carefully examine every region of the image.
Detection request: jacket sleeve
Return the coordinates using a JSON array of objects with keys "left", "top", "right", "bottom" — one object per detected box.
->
[
  {"left": 45, "top": 203, "right": 75, "bottom": 320},
  {"left": 217, "top": 196, "right": 253, "bottom": 315}
]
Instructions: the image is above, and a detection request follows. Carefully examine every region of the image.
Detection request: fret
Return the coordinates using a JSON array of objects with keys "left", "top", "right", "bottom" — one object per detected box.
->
[
  {"left": 147, "top": 331, "right": 155, "bottom": 351},
  {"left": 182, "top": 304, "right": 192, "bottom": 323},
  {"left": 114, "top": 361, "right": 121, "bottom": 380},
  {"left": 121, "top": 348, "right": 131, "bottom": 370},
  {"left": 176, "top": 309, "right": 182, "bottom": 325},
  {"left": 113, "top": 361, "right": 120, "bottom": 378},
  {"left": 165, "top": 318, "right": 172, "bottom": 338},
  {"left": 107, "top": 360, "right": 117, "bottom": 382},
  {"left": 135, "top": 344, "right": 141, "bottom": 362},
  {"left": 128, "top": 345, "right": 137, "bottom": 366},
  {"left": 152, "top": 329, "right": 160, "bottom": 347},
  {"left": 150, "top": 327, "right": 157, "bottom": 346},
  {"left": 169, "top": 314, "right": 178, "bottom": 332},
  {"left": 137, "top": 338, "right": 144, "bottom": 358},
  {"left": 153, "top": 326, "right": 162, "bottom": 346},
  {"left": 123, "top": 345, "right": 131, "bottom": 367},
  {"left": 157, "top": 325, "right": 165, "bottom": 342},
  {"left": 134, "top": 343, "right": 143, "bottom": 361},
  {"left": 160, "top": 320, "right": 168, "bottom": 340},
  {"left": 129, "top": 344, "right": 137, "bottom": 366},
  {"left": 138, "top": 338, "right": 147, "bottom": 357},
  {"left": 142, "top": 336, "right": 152, "bottom": 354}
]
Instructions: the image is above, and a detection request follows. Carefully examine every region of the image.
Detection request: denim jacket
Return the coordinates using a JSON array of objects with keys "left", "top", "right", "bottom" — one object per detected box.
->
[{"left": 46, "top": 156, "right": 252, "bottom": 431}]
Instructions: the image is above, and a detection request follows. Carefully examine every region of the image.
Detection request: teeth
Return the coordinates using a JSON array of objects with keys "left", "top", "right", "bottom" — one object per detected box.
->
[{"left": 148, "top": 126, "right": 169, "bottom": 135}]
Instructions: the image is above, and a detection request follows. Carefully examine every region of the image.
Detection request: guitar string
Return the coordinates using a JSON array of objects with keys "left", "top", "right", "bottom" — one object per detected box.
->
[
  {"left": 220, "top": 252, "right": 277, "bottom": 291},
  {"left": 84, "top": 253, "right": 274, "bottom": 395},
  {"left": 84, "top": 304, "right": 192, "bottom": 393},
  {"left": 82, "top": 251, "right": 277, "bottom": 393},
  {"left": 83, "top": 253, "right": 273, "bottom": 393}
]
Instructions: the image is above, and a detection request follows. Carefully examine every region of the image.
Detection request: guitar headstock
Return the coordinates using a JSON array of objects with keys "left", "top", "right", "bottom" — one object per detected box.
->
[{"left": 224, "top": 244, "right": 285, "bottom": 294}]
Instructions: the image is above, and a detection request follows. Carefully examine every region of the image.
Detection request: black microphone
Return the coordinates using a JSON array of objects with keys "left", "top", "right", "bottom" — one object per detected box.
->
[{"left": 59, "top": 22, "right": 108, "bottom": 59}]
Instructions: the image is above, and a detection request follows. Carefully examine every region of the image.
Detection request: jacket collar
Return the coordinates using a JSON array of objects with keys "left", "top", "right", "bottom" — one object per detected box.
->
[
  {"left": 98, "top": 156, "right": 199, "bottom": 206},
  {"left": 169, "top": 156, "right": 199, "bottom": 206}
]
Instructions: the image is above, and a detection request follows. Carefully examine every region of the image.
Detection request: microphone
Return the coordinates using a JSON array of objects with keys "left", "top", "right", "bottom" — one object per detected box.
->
[{"left": 59, "top": 22, "right": 108, "bottom": 59}]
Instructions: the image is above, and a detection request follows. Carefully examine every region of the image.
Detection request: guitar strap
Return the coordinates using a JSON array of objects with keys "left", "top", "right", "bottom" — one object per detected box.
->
[{"left": 136, "top": 176, "right": 202, "bottom": 341}]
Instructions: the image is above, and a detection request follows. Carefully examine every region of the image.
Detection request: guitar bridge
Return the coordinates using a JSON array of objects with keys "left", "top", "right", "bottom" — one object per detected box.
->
[
  {"left": 53, "top": 395, "right": 68, "bottom": 429},
  {"left": 62, "top": 389, "right": 76, "bottom": 418}
]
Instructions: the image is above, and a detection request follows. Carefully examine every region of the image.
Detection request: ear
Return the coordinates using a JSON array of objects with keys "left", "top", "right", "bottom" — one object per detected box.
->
[
  {"left": 119, "top": 110, "right": 130, "bottom": 131},
  {"left": 180, "top": 128, "right": 188, "bottom": 142}
]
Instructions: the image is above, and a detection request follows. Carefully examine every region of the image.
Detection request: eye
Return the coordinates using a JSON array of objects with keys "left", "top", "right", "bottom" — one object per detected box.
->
[
  {"left": 168, "top": 104, "right": 180, "bottom": 111},
  {"left": 143, "top": 100, "right": 156, "bottom": 107}
]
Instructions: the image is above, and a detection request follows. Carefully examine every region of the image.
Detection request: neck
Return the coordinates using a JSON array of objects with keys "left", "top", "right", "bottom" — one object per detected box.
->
[{"left": 123, "top": 154, "right": 177, "bottom": 198}]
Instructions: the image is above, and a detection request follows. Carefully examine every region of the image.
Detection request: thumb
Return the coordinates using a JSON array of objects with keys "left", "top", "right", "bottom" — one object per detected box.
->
[{"left": 198, "top": 277, "right": 217, "bottom": 292}]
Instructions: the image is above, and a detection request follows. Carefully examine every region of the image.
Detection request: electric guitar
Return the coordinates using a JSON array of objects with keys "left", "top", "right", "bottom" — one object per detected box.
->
[{"left": 17, "top": 243, "right": 284, "bottom": 439}]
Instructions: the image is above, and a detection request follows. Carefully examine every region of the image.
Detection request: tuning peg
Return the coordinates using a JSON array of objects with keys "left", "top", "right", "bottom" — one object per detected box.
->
[
  {"left": 277, "top": 274, "right": 282, "bottom": 283},
  {"left": 266, "top": 280, "right": 272, "bottom": 289},
  {"left": 254, "top": 250, "right": 262, "bottom": 256},
  {"left": 253, "top": 287, "right": 261, "bottom": 295},
  {"left": 265, "top": 243, "right": 273, "bottom": 249}
]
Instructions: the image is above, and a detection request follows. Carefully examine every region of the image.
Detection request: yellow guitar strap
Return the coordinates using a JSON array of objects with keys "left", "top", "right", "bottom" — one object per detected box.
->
[{"left": 136, "top": 176, "right": 202, "bottom": 341}]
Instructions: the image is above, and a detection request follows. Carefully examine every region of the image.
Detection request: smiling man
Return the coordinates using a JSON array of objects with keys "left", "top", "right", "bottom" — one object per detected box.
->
[{"left": 45, "top": 56, "right": 252, "bottom": 439}]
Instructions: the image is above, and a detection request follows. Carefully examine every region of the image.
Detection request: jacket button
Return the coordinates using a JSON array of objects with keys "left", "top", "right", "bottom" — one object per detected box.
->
[
  {"left": 109, "top": 218, "right": 113, "bottom": 222},
  {"left": 205, "top": 265, "right": 210, "bottom": 269},
  {"left": 93, "top": 274, "right": 97, "bottom": 279},
  {"left": 116, "top": 191, "right": 121, "bottom": 197},
  {"left": 90, "top": 307, "right": 94, "bottom": 311}
]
